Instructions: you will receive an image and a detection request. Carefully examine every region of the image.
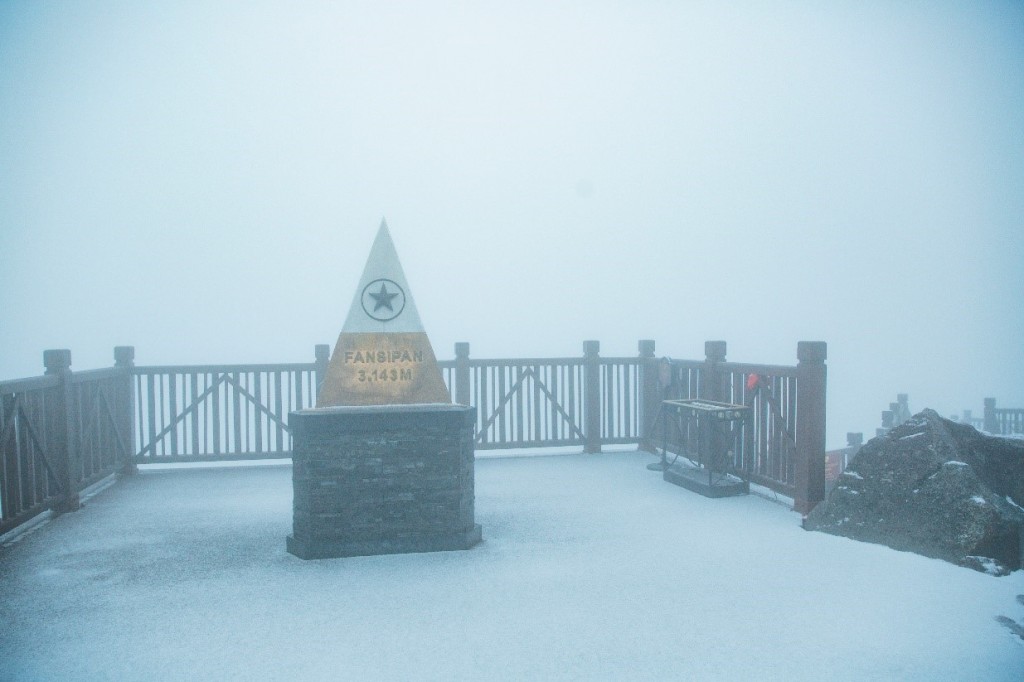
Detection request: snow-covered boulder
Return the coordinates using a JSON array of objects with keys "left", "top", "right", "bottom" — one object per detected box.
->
[{"left": 805, "top": 409, "right": 1024, "bottom": 575}]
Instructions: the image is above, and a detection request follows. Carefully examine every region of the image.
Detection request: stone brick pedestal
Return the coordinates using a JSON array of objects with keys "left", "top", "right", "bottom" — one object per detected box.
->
[{"left": 286, "top": 404, "right": 481, "bottom": 559}]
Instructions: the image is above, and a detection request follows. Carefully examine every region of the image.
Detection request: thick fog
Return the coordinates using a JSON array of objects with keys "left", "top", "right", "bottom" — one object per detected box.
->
[{"left": 2, "top": 2, "right": 1022, "bottom": 447}]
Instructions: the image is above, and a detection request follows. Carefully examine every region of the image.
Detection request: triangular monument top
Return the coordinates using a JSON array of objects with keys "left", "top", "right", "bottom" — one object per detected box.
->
[
  {"left": 341, "top": 219, "right": 426, "bottom": 334},
  {"left": 316, "top": 219, "right": 451, "bottom": 407}
]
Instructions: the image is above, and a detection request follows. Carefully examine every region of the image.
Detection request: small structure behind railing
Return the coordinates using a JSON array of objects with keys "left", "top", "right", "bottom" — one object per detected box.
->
[
  {"left": 643, "top": 340, "right": 827, "bottom": 513},
  {"left": 875, "top": 394, "right": 913, "bottom": 438}
]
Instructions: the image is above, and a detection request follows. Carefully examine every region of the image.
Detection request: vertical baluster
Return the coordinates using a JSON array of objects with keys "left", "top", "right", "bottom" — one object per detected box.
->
[
  {"left": 749, "top": 374, "right": 757, "bottom": 475},
  {"left": 496, "top": 366, "right": 505, "bottom": 444},
  {"left": 516, "top": 366, "right": 524, "bottom": 444},
  {"left": 210, "top": 372, "right": 220, "bottom": 456},
  {"left": 788, "top": 375, "right": 798, "bottom": 483},
  {"left": 250, "top": 372, "right": 260, "bottom": 450},
  {"left": 134, "top": 373, "right": 142, "bottom": 460},
  {"left": 274, "top": 371, "right": 283, "bottom": 452},
  {"left": 75, "top": 383, "right": 86, "bottom": 478},
  {"left": 231, "top": 371, "right": 240, "bottom": 455},
  {"left": 146, "top": 373, "right": 157, "bottom": 460},
  {"left": 1, "top": 393, "right": 13, "bottom": 520},
  {"left": 167, "top": 372, "right": 178, "bottom": 457},
  {"left": 567, "top": 363, "right": 577, "bottom": 444},
  {"left": 472, "top": 364, "right": 482, "bottom": 444},
  {"left": 187, "top": 373, "right": 197, "bottom": 457},
  {"left": 550, "top": 363, "right": 559, "bottom": 442},
  {"left": 534, "top": 365, "right": 543, "bottom": 442}
]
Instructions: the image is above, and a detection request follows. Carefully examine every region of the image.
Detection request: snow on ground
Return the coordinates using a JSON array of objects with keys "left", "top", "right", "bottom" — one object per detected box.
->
[{"left": 1, "top": 450, "right": 1022, "bottom": 681}]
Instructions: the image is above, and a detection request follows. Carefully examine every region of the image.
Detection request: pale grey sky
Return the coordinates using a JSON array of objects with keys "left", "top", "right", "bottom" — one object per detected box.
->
[{"left": 2, "top": 1, "right": 1022, "bottom": 446}]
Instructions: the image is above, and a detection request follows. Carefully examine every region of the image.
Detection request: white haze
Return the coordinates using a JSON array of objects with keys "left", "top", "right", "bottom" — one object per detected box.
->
[{"left": 1, "top": 2, "right": 1022, "bottom": 447}]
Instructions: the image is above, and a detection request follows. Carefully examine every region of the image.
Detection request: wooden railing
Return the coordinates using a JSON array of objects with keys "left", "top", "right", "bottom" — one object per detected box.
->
[
  {"left": 440, "top": 341, "right": 641, "bottom": 451},
  {"left": 983, "top": 398, "right": 1024, "bottom": 436},
  {"left": 924, "top": 397, "right": 1021, "bottom": 435},
  {"left": 132, "top": 360, "right": 323, "bottom": 463},
  {"left": 1, "top": 348, "right": 134, "bottom": 535},
  {"left": 1, "top": 339, "right": 828, "bottom": 534}
]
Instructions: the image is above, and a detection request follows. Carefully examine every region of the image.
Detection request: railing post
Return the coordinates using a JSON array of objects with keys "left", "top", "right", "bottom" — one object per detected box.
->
[
  {"left": 638, "top": 340, "right": 658, "bottom": 451},
  {"left": 314, "top": 344, "right": 331, "bottom": 397},
  {"left": 845, "top": 432, "right": 863, "bottom": 468},
  {"left": 583, "top": 340, "right": 601, "bottom": 453},
  {"left": 44, "top": 349, "right": 80, "bottom": 514},
  {"left": 984, "top": 398, "right": 998, "bottom": 434},
  {"left": 454, "top": 342, "right": 471, "bottom": 407},
  {"left": 795, "top": 341, "right": 827, "bottom": 516},
  {"left": 701, "top": 341, "right": 727, "bottom": 401},
  {"left": 896, "top": 393, "right": 910, "bottom": 423},
  {"left": 878, "top": 409, "right": 893, "bottom": 438},
  {"left": 700, "top": 341, "right": 727, "bottom": 466},
  {"left": 114, "top": 346, "right": 137, "bottom": 475}
]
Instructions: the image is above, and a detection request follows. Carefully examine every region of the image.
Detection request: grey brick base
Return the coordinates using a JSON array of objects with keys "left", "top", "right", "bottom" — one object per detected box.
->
[{"left": 287, "top": 404, "right": 481, "bottom": 559}]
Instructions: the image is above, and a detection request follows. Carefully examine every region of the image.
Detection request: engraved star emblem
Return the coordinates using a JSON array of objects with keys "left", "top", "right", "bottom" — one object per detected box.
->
[{"left": 368, "top": 282, "right": 399, "bottom": 312}]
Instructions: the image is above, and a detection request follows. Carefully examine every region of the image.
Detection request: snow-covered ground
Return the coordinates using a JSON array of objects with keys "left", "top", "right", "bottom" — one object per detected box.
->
[{"left": 1, "top": 450, "right": 1022, "bottom": 680}]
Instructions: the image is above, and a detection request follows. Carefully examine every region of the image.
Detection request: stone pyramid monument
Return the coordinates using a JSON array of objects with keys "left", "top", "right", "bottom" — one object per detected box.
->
[{"left": 316, "top": 219, "right": 451, "bottom": 407}]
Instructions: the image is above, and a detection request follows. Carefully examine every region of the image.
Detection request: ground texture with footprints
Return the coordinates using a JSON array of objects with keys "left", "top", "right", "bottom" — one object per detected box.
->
[{"left": 996, "top": 595, "right": 1024, "bottom": 640}]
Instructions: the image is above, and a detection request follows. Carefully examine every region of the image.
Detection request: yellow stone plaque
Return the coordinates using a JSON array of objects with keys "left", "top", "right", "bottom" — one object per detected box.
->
[{"left": 316, "top": 220, "right": 451, "bottom": 407}]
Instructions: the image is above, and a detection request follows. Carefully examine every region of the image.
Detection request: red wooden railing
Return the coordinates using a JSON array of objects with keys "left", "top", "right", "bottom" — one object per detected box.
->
[{"left": 2, "top": 339, "right": 829, "bottom": 535}]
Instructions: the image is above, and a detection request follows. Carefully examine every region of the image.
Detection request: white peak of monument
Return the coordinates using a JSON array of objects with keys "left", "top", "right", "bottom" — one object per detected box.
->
[{"left": 341, "top": 219, "right": 425, "bottom": 334}]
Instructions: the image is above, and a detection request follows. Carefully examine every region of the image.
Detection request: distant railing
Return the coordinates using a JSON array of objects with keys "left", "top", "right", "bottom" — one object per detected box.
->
[
  {"left": 825, "top": 433, "right": 864, "bottom": 491},
  {"left": 951, "top": 409, "right": 985, "bottom": 430},
  {"left": 876, "top": 395, "right": 1024, "bottom": 436},
  {"left": 1, "top": 349, "right": 133, "bottom": 535},
  {"left": 981, "top": 398, "right": 1024, "bottom": 435},
  {"left": 942, "top": 398, "right": 1022, "bottom": 435}
]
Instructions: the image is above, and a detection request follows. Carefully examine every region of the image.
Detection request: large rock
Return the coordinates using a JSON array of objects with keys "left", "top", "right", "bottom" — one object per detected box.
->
[{"left": 805, "top": 409, "right": 1024, "bottom": 575}]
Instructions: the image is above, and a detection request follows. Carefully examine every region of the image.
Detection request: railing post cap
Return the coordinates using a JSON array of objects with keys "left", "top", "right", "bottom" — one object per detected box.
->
[
  {"left": 114, "top": 346, "right": 135, "bottom": 367},
  {"left": 583, "top": 340, "right": 600, "bottom": 356},
  {"left": 44, "top": 349, "right": 72, "bottom": 374},
  {"left": 797, "top": 341, "right": 827, "bottom": 363},
  {"left": 638, "top": 339, "right": 655, "bottom": 357},
  {"left": 704, "top": 340, "right": 727, "bottom": 362},
  {"left": 315, "top": 344, "right": 331, "bottom": 361},
  {"left": 455, "top": 342, "right": 470, "bottom": 358}
]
